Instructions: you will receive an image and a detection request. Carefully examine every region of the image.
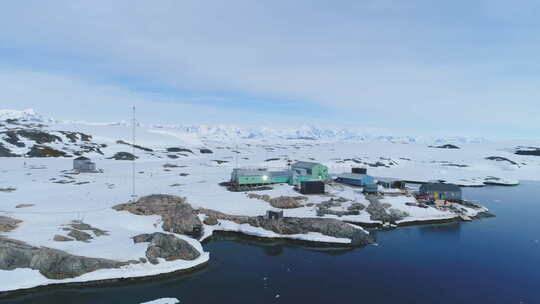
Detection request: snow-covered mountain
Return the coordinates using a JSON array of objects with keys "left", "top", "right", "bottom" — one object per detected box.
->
[{"left": 0, "top": 109, "right": 491, "bottom": 144}]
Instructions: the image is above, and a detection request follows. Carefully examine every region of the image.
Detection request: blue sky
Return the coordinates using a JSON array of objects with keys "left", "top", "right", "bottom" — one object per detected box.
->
[{"left": 0, "top": 1, "right": 539, "bottom": 138}]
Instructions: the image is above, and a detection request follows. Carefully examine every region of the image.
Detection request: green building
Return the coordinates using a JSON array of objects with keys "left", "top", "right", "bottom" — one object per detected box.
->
[
  {"left": 290, "top": 161, "right": 330, "bottom": 184},
  {"left": 231, "top": 168, "right": 292, "bottom": 187}
]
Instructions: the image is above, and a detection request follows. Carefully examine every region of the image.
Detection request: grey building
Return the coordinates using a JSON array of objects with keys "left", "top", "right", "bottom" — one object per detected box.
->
[
  {"left": 419, "top": 183, "right": 462, "bottom": 201},
  {"left": 73, "top": 156, "right": 96, "bottom": 172}
]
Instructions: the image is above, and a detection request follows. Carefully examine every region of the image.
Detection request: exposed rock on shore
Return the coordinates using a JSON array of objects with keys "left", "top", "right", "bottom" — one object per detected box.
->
[
  {"left": 113, "top": 195, "right": 204, "bottom": 239},
  {"left": 198, "top": 209, "right": 373, "bottom": 246},
  {"left": 365, "top": 195, "right": 409, "bottom": 223},
  {"left": 0, "top": 237, "right": 131, "bottom": 279},
  {"left": 133, "top": 233, "right": 200, "bottom": 265},
  {"left": 247, "top": 194, "right": 306, "bottom": 209}
]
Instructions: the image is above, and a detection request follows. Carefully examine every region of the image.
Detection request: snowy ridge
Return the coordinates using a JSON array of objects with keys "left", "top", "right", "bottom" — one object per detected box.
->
[
  {"left": 0, "top": 109, "right": 55, "bottom": 123},
  {"left": 0, "top": 109, "right": 488, "bottom": 144},
  {"left": 151, "top": 123, "right": 489, "bottom": 144}
]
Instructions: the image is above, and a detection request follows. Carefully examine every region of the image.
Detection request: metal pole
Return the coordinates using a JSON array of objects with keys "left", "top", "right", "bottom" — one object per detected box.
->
[{"left": 132, "top": 106, "right": 136, "bottom": 199}]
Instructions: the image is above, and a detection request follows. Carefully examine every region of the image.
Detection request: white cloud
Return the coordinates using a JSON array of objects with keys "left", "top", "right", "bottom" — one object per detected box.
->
[{"left": 0, "top": 1, "right": 539, "bottom": 137}]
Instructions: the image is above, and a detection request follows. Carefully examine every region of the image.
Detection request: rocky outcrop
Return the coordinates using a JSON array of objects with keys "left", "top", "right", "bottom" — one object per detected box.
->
[
  {"left": 167, "top": 147, "right": 193, "bottom": 153},
  {"left": 485, "top": 156, "right": 518, "bottom": 166},
  {"left": 316, "top": 198, "right": 364, "bottom": 217},
  {"left": 247, "top": 194, "right": 306, "bottom": 209},
  {"left": 199, "top": 148, "right": 213, "bottom": 154},
  {"left": 198, "top": 209, "right": 373, "bottom": 246},
  {"left": 15, "top": 204, "right": 35, "bottom": 208},
  {"left": 26, "top": 145, "right": 68, "bottom": 158},
  {"left": 108, "top": 152, "right": 138, "bottom": 160},
  {"left": 0, "top": 216, "right": 21, "bottom": 232},
  {"left": 113, "top": 195, "right": 204, "bottom": 239},
  {"left": 365, "top": 196, "right": 409, "bottom": 223},
  {"left": 431, "top": 144, "right": 460, "bottom": 149},
  {"left": 0, "top": 143, "right": 19, "bottom": 157},
  {"left": 0, "top": 236, "right": 131, "bottom": 279},
  {"left": 53, "top": 235, "right": 74, "bottom": 242},
  {"left": 133, "top": 233, "right": 200, "bottom": 265},
  {"left": 515, "top": 147, "right": 540, "bottom": 156}
]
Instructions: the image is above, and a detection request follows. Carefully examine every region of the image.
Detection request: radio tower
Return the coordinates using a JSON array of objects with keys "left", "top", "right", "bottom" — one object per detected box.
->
[{"left": 131, "top": 106, "right": 137, "bottom": 199}]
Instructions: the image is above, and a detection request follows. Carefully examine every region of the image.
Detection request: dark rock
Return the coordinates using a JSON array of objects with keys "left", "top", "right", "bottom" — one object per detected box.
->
[
  {"left": 0, "top": 143, "right": 19, "bottom": 157},
  {"left": 0, "top": 236, "right": 131, "bottom": 279},
  {"left": 108, "top": 152, "right": 138, "bottom": 160},
  {"left": 113, "top": 195, "right": 204, "bottom": 239},
  {"left": 0, "top": 216, "right": 22, "bottom": 232},
  {"left": 247, "top": 194, "right": 306, "bottom": 209},
  {"left": 132, "top": 232, "right": 200, "bottom": 265},
  {"left": 167, "top": 147, "right": 193, "bottom": 153},
  {"left": 26, "top": 145, "right": 68, "bottom": 158},
  {"left": 431, "top": 144, "right": 460, "bottom": 149},
  {"left": 203, "top": 216, "right": 218, "bottom": 226},
  {"left": 66, "top": 229, "right": 94, "bottom": 242},
  {"left": 515, "top": 148, "right": 540, "bottom": 156},
  {"left": 199, "top": 148, "right": 213, "bottom": 154},
  {"left": 15, "top": 204, "right": 35, "bottom": 208},
  {"left": 53, "top": 235, "right": 74, "bottom": 242},
  {"left": 167, "top": 154, "right": 179, "bottom": 159},
  {"left": 365, "top": 195, "right": 409, "bottom": 223},
  {"left": 69, "top": 221, "right": 109, "bottom": 237},
  {"left": 485, "top": 156, "right": 518, "bottom": 166},
  {"left": 198, "top": 209, "right": 373, "bottom": 246}
]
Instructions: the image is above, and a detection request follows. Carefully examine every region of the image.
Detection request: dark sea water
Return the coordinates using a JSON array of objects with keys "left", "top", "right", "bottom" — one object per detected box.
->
[{"left": 2, "top": 182, "right": 539, "bottom": 304}]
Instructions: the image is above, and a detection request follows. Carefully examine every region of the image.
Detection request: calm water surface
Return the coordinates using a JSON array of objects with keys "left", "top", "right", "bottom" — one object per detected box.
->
[{"left": 3, "top": 182, "right": 539, "bottom": 304}]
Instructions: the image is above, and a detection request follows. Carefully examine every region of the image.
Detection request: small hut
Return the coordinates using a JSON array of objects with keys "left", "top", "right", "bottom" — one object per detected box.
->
[
  {"left": 73, "top": 156, "right": 96, "bottom": 172},
  {"left": 265, "top": 210, "right": 284, "bottom": 220}
]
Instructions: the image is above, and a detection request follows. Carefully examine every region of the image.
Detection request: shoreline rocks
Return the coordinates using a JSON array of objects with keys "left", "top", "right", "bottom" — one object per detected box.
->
[
  {"left": 0, "top": 236, "right": 132, "bottom": 279},
  {"left": 133, "top": 233, "right": 200, "bottom": 265},
  {"left": 113, "top": 195, "right": 204, "bottom": 239}
]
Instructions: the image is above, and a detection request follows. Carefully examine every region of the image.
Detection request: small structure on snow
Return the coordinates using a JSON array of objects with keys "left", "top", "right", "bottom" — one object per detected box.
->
[
  {"left": 300, "top": 180, "right": 325, "bottom": 195},
  {"left": 265, "top": 210, "right": 284, "bottom": 220},
  {"left": 73, "top": 156, "right": 96, "bottom": 172}
]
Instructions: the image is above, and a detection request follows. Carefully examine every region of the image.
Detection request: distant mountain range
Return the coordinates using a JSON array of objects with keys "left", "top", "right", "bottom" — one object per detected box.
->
[{"left": 0, "top": 108, "right": 488, "bottom": 144}]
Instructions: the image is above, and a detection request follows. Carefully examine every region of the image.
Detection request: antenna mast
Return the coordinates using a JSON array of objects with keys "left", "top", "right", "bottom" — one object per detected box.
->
[{"left": 131, "top": 106, "right": 137, "bottom": 199}]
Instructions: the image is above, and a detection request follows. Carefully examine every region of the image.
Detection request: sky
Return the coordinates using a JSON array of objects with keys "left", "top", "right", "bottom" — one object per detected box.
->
[{"left": 0, "top": 1, "right": 539, "bottom": 138}]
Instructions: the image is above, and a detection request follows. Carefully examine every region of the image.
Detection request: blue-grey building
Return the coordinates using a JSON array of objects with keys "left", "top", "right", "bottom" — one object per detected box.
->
[{"left": 335, "top": 173, "right": 375, "bottom": 186}]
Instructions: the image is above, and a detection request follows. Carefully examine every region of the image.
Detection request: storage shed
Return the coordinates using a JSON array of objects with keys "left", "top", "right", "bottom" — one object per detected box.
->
[
  {"left": 300, "top": 181, "right": 325, "bottom": 195},
  {"left": 73, "top": 156, "right": 96, "bottom": 172},
  {"left": 335, "top": 173, "right": 375, "bottom": 187},
  {"left": 291, "top": 161, "right": 330, "bottom": 183},
  {"left": 419, "top": 183, "right": 462, "bottom": 201}
]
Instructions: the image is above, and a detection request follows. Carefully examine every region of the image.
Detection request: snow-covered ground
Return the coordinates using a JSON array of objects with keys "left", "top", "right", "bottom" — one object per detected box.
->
[{"left": 1, "top": 109, "right": 539, "bottom": 293}]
